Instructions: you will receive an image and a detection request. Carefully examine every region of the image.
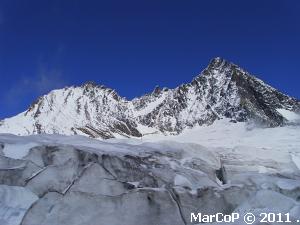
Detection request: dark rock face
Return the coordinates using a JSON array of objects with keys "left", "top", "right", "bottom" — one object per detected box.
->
[
  {"left": 1, "top": 57, "right": 299, "bottom": 137},
  {"left": 228, "top": 62, "right": 300, "bottom": 126}
]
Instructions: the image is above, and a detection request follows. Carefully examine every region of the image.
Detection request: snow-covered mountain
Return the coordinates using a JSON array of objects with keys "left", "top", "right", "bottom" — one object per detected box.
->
[{"left": 1, "top": 57, "right": 299, "bottom": 138}]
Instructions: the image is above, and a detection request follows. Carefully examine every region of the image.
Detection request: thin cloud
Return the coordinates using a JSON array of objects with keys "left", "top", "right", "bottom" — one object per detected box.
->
[
  {"left": 35, "top": 64, "right": 66, "bottom": 93},
  {"left": 1, "top": 45, "right": 68, "bottom": 118},
  {"left": 2, "top": 65, "right": 67, "bottom": 112}
]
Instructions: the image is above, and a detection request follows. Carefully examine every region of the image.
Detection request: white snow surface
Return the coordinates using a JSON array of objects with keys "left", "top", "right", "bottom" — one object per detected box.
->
[
  {"left": 277, "top": 108, "right": 300, "bottom": 122},
  {"left": 142, "top": 119, "right": 300, "bottom": 149}
]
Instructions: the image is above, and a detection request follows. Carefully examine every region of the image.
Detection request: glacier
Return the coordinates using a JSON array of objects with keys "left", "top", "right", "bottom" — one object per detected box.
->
[{"left": 0, "top": 121, "right": 300, "bottom": 225}]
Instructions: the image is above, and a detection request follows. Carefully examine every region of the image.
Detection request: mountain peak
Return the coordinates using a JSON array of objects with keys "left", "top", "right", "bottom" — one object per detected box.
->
[
  {"left": 210, "top": 56, "right": 224, "bottom": 63},
  {"left": 192, "top": 57, "right": 233, "bottom": 83},
  {"left": 83, "top": 80, "right": 97, "bottom": 86},
  {"left": 208, "top": 57, "right": 230, "bottom": 69},
  {"left": 152, "top": 85, "right": 162, "bottom": 96}
]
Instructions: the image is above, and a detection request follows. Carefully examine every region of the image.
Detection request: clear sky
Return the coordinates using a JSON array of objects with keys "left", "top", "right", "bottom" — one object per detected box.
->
[{"left": 0, "top": 0, "right": 299, "bottom": 119}]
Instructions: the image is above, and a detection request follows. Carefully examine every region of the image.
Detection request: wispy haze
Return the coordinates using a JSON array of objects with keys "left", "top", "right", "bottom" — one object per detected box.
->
[{"left": 0, "top": 0, "right": 300, "bottom": 119}]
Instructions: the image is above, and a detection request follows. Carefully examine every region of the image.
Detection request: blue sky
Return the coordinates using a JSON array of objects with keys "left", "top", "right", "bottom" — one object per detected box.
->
[{"left": 0, "top": 0, "right": 300, "bottom": 119}]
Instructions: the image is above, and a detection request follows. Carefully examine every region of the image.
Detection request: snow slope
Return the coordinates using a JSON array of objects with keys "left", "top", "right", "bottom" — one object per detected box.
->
[{"left": 277, "top": 108, "right": 300, "bottom": 123}]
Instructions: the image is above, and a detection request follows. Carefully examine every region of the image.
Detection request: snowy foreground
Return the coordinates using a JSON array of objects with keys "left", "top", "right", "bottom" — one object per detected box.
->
[{"left": 0, "top": 122, "right": 300, "bottom": 225}]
